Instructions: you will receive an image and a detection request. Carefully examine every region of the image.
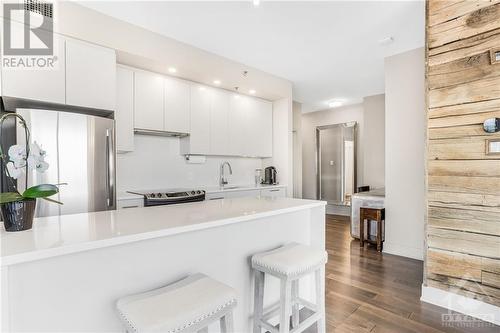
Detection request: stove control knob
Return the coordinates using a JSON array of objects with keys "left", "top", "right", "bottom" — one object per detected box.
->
[
  {"left": 196, "top": 190, "right": 201, "bottom": 194},
  {"left": 150, "top": 193, "right": 155, "bottom": 198},
  {"left": 191, "top": 191, "right": 196, "bottom": 195},
  {"left": 157, "top": 193, "right": 163, "bottom": 198}
]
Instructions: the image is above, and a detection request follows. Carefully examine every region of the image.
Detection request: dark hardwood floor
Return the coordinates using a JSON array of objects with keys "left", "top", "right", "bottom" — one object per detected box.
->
[{"left": 322, "top": 214, "right": 498, "bottom": 333}]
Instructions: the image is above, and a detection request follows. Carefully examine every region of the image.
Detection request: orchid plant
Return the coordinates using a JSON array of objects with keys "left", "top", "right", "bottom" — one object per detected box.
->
[{"left": 0, "top": 113, "right": 62, "bottom": 205}]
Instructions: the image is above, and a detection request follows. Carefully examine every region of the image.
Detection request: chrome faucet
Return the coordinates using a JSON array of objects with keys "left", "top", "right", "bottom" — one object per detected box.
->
[{"left": 220, "top": 161, "right": 233, "bottom": 188}]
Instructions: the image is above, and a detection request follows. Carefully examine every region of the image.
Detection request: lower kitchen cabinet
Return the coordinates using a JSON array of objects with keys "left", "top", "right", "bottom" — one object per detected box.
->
[
  {"left": 206, "top": 187, "right": 286, "bottom": 200},
  {"left": 117, "top": 198, "right": 144, "bottom": 209},
  {"left": 260, "top": 187, "right": 286, "bottom": 198}
]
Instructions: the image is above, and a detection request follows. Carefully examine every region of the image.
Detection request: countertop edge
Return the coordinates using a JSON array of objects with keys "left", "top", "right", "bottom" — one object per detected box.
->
[{"left": 1, "top": 200, "right": 325, "bottom": 267}]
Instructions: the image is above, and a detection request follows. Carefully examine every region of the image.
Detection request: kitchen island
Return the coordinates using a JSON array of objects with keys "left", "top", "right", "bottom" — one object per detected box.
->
[{"left": 1, "top": 196, "right": 326, "bottom": 332}]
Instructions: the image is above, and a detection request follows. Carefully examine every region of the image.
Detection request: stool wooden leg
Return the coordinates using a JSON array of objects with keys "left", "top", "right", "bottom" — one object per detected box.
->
[
  {"left": 291, "top": 280, "right": 299, "bottom": 328},
  {"left": 359, "top": 217, "right": 365, "bottom": 247},
  {"left": 315, "top": 267, "right": 326, "bottom": 333},
  {"left": 220, "top": 310, "right": 234, "bottom": 333},
  {"left": 279, "top": 279, "right": 292, "bottom": 333},
  {"left": 377, "top": 219, "right": 383, "bottom": 252},
  {"left": 253, "top": 270, "right": 265, "bottom": 333}
]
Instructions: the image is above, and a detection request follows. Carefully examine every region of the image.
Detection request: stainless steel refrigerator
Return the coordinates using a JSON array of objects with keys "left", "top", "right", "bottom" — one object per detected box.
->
[{"left": 1, "top": 97, "right": 116, "bottom": 217}]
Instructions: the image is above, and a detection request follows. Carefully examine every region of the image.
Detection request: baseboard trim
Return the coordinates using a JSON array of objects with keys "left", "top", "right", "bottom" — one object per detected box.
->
[
  {"left": 382, "top": 242, "right": 423, "bottom": 260},
  {"left": 421, "top": 285, "right": 500, "bottom": 326}
]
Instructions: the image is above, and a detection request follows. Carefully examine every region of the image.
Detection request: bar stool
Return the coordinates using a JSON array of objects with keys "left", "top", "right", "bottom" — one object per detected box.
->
[
  {"left": 252, "top": 243, "right": 328, "bottom": 333},
  {"left": 116, "top": 273, "right": 237, "bottom": 333}
]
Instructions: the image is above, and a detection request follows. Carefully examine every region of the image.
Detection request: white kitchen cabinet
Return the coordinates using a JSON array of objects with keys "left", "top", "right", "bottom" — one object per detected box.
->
[
  {"left": 254, "top": 99, "right": 273, "bottom": 157},
  {"left": 65, "top": 38, "right": 116, "bottom": 110},
  {"left": 181, "top": 85, "right": 211, "bottom": 154},
  {"left": 260, "top": 187, "right": 286, "bottom": 198},
  {"left": 1, "top": 24, "right": 65, "bottom": 104},
  {"left": 117, "top": 198, "right": 144, "bottom": 209},
  {"left": 228, "top": 94, "right": 251, "bottom": 156},
  {"left": 134, "top": 70, "right": 164, "bottom": 131},
  {"left": 210, "top": 89, "right": 231, "bottom": 155},
  {"left": 164, "top": 77, "right": 190, "bottom": 133},
  {"left": 115, "top": 66, "right": 135, "bottom": 152}
]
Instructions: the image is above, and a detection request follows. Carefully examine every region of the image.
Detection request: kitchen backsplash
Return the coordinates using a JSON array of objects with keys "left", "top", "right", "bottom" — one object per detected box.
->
[{"left": 116, "top": 135, "right": 263, "bottom": 192}]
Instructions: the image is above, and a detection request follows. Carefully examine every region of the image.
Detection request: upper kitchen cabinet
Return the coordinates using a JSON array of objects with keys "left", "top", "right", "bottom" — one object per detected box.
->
[
  {"left": 251, "top": 99, "right": 273, "bottom": 157},
  {"left": 134, "top": 70, "right": 164, "bottom": 131},
  {"left": 164, "top": 77, "right": 190, "bottom": 134},
  {"left": 210, "top": 89, "right": 231, "bottom": 155},
  {"left": 181, "top": 85, "right": 211, "bottom": 154},
  {"left": 65, "top": 38, "right": 116, "bottom": 110},
  {"left": 115, "top": 66, "right": 135, "bottom": 152},
  {"left": 1, "top": 23, "right": 65, "bottom": 104},
  {"left": 228, "top": 94, "right": 251, "bottom": 156}
]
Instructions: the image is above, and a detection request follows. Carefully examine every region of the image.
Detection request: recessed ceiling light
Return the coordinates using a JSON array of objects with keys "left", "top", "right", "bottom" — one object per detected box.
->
[
  {"left": 378, "top": 36, "right": 394, "bottom": 45},
  {"left": 168, "top": 67, "right": 177, "bottom": 73},
  {"left": 253, "top": 0, "right": 260, "bottom": 6},
  {"left": 213, "top": 80, "right": 221, "bottom": 85},
  {"left": 199, "top": 86, "right": 206, "bottom": 91},
  {"left": 249, "top": 89, "right": 256, "bottom": 95},
  {"left": 234, "top": 95, "right": 240, "bottom": 99},
  {"left": 328, "top": 100, "right": 343, "bottom": 108}
]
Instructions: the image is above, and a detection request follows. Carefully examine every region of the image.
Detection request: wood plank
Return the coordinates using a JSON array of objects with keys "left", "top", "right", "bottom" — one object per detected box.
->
[
  {"left": 482, "top": 257, "right": 500, "bottom": 274},
  {"left": 427, "top": 249, "right": 482, "bottom": 282},
  {"left": 429, "top": 98, "right": 500, "bottom": 118},
  {"left": 428, "top": 0, "right": 500, "bottom": 27},
  {"left": 428, "top": 110, "right": 500, "bottom": 128},
  {"left": 428, "top": 216, "right": 500, "bottom": 236},
  {"left": 428, "top": 204, "right": 500, "bottom": 222},
  {"left": 429, "top": 28, "right": 500, "bottom": 66},
  {"left": 428, "top": 227, "right": 500, "bottom": 258},
  {"left": 428, "top": 159, "right": 500, "bottom": 177},
  {"left": 428, "top": 51, "right": 500, "bottom": 90},
  {"left": 427, "top": 277, "right": 500, "bottom": 306},
  {"left": 428, "top": 190, "right": 500, "bottom": 207},
  {"left": 429, "top": 76, "right": 500, "bottom": 108},
  {"left": 429, "top": 124, "right": 490, "bottom": 139},
  {"left": 429, "top": 4, "right": 500, "bottom": 48},
  {"left": 429, "top": 136, "right": 500, "bottom": 160},
  {"left": 482, "top": 271, "right": 500, "bottom": 288},
  {"left": 428, "top": 175, "right": 500, "bottom": 195}
]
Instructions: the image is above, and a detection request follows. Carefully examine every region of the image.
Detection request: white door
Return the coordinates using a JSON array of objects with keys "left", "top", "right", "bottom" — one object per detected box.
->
[
  {"left": 164, "top": 77, "right": 190, "bottom": 133},
  {"left": 210, "top": 89, "right": 231, "bottom": 155},
  {"left": 188, "top": 85, "right": 211, "bottom": 154},
  {"left": 134, "top": 70, "right": 164, "bottom": 131},
  {"left": 1, "top": 24, "right": 65, "bottom": 104},
  {"left": 65, "top": 38, "right": 116, "bottom": 110},
  {"left": 116, "top": 66, "right": 135, "bottom": 152}
]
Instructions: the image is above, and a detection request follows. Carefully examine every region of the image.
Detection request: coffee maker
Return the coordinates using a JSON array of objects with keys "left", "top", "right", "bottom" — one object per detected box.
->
[{"left": 262, "top": 166, "right": 278, "bottom": 185}]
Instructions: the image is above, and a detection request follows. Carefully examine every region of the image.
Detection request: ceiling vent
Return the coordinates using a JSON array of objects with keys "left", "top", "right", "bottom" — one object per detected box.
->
[{"left": 24, "top": 0, "right": 53, "bottom": 19}]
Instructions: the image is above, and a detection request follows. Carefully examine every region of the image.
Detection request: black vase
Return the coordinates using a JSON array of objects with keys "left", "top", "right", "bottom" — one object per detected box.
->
[{"left": 1, "top": 199, "right": 36, "bottom": 232}]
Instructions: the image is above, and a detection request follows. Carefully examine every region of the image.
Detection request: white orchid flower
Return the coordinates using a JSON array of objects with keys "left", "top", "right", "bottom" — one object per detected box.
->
[
  {"left": 13, "top": 158, "right": 26, "bottom": 168},
  {"left": 6, "top": 161, "right": 23, "bottom": 179},
  {"left": 29, "top": 142, "right": 46, "bottom": 158},
  {"left": 8, "top": 144, "right": 26, "bottom": 161},
  {"left": 34, "top": 160, "right": 49, "bottom": 173}
]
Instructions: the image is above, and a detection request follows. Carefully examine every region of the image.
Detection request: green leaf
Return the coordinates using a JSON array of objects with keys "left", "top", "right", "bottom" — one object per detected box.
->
[
  {"left": 0, "top": 192, "right": 23, "bottom": 204},
  {"left": 22, "top": 184, "right": 59, "bottom": 199}
]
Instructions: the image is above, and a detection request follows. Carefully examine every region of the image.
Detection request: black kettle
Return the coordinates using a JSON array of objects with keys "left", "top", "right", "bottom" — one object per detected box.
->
[{"left": 263, "top": 166, "right": 278, "bottom": 185}]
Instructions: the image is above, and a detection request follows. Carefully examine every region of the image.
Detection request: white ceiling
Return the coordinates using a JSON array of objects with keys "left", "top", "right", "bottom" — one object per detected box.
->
[{"left": 80, "top": 1, "right": 425, "bottom": 113}]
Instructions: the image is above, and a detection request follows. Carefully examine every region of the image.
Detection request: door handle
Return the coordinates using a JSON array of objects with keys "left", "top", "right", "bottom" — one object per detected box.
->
[{"left": 106, "top": 129, "right": 115, "bottom": 208}]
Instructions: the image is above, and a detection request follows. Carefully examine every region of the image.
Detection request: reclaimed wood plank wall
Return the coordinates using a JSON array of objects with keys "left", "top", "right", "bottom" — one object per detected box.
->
[{"left": 426, "top": 0, "right": 500, "bottom": 307}]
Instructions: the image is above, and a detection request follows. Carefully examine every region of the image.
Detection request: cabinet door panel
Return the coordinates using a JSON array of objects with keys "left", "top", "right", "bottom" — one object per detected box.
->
[
  {"left": 189, "top": 85, "right": 211, "bottom": 154},
  {"left": 164, "top": 77, "right": 190, "bottom": 133},
  {"left": 210, "top": 89, "right": 231, "bottom": 155},
  {"left": 228, "top": 95, "right": 250, "bottom": 156},
  {"left": 66, "top": 38, "right": 116, "bottom": 110},
  {"left": 116, "top": 67, "right": 134, "bottom": 152},
  {"left": 134, "top": 71, "right": 164, "bottom": 131},
  {"left": 255, "top": 99, "right": 273, "bottom": 157}
]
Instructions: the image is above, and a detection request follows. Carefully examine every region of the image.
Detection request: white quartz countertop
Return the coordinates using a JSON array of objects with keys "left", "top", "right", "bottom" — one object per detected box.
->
[
  {"left": 118, "top": 184, "right": 286, "bottom": 200},
  {"left": 1, "top": 196, "right": 324, "bottom": 266}
]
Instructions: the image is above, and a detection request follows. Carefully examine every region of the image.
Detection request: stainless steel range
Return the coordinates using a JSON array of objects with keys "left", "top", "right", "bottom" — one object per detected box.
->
[{"left": 127, "top": 190, "right": 206, "bottom": 207}]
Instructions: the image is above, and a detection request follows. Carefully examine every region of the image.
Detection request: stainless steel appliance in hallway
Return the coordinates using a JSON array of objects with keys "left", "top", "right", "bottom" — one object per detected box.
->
[{"left": 0, "top": 97, "right": 116, "bottom": 217}]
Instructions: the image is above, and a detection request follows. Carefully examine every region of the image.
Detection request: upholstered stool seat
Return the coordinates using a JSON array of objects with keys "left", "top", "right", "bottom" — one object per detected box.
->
[
  {"left": 252, "top": 243, "right": 328, "bottom": 333},
  {"left": 252, "top": 243, "right": 328, "bottom": 277},
  {"left": 116, "top": 273, "right": 237, "bottom": 333}
]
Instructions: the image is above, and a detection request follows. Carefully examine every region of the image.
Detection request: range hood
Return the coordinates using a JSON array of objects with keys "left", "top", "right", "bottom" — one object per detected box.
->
[{"left": 134, "top": 128, "right": 189, "bottom": 138}]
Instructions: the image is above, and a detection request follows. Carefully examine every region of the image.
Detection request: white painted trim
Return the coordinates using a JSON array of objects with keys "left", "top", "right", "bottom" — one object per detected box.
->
[
  {"left": 421, "top": 285, "right": 500, "bottom": 326},
  {"left": 382, "top": 242, "right": 423, "bottom": 261}
]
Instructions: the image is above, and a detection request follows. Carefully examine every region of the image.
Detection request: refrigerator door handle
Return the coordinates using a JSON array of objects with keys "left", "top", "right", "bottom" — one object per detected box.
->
[{"left": 106, "top": 129, "right": 115, "bottom": 208}]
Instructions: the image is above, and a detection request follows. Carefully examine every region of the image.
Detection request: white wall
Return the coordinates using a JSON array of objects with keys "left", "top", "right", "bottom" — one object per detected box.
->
[
  {"left": 362, "top": 94, "right": 385, "bottom": 188},
  {"left": 292, "top": 101, "right": 303, "bottom": 198},
  {"left": 301, "top": 103, "right": 365, "bottom": 200},
  {"left": 384, "top": 47, "right": 425, "bottom": 260},
  {"left": 116, "top": 136, "right": 262, "bottom": 193}
]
